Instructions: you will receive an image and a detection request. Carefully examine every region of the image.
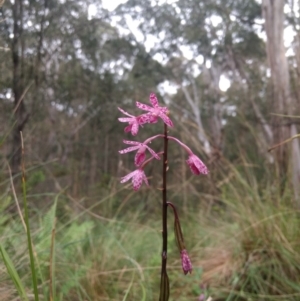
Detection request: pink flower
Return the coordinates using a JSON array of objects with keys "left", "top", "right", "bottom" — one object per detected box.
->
[
  {"left": 147, "top": 114, "right": 159, "bottom": 124},
  {"left": 120, "top": 169, "right": 149, "bottom": 191},
  {"left": 181, "top": 249, "right": 192, "bottom": 275},
  {"left": 136, "top": 93, "right": 173, "bottom": 127},
  {"left": 198, "top": 294, "right": 206, "bottom": 301},
  {"left": 118, "top": 107, "right": 150, "bottom": 136},
  {"left": 119, "top": 140, "right": 160, "bottom": 166},
  {"left": 186, "top": 154, "right": 208, "bottom": 175}
]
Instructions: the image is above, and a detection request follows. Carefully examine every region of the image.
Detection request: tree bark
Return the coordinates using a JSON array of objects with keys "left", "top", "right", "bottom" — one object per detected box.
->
[
  {"left": 181, "top": 81, "right": 211, "bottom": 155},
  {"left": 262, "top": 0, "right": 300, "bottom": 200}
]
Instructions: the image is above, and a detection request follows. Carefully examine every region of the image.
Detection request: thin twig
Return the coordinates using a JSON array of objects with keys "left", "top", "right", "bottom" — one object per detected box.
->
[
  {"left": 268, "top": 134, "right": 300, "bottom": 152},
  {"left": 13, "top": 81, "right": 33, "bottom": 115},
  {"left": 6, "top": 160, "right": 27, "bottom": 231}
]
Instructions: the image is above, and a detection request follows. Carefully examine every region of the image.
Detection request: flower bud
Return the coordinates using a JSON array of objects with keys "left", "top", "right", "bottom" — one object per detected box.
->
[{"left": 181, "top": 249, "right": 192, "bottom": 275}]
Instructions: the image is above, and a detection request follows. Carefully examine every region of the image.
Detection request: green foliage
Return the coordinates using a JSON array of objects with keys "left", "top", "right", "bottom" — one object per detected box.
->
[
  {"left": 1, "top": 173, "right": 300, "bottom": 301},
  {"left": 36, "top": 196, "right": 58, "bottom": 261},
  {"left": 27, "top": 170, "right": 46, "bottom": 190},
  {"left": 0, "top": 195, "right": 11, "bottom": 230},
  {"left": 0, "top": 245, "right": 29, "bottom": 301}
]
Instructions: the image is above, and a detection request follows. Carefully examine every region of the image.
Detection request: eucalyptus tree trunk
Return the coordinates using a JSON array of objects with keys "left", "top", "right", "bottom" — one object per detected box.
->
[
  {"left": 181, "top": 81, "right": 211, "bottom": 155},
  {"left": 262, "top": 0, "right": 300, "bottom": 200}
]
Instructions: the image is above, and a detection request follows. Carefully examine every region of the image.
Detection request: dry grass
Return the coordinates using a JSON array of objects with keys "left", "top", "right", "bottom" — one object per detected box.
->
[{"left": 199, "top": 247, "right": 242, "bottom": 286}]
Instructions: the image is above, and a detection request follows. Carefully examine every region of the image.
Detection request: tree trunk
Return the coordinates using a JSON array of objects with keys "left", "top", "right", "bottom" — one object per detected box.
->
[
  {"left": 89, "top": 124, "right": 98, "bottom": 188},
  {"left": 11, "top": 0, "right": 28, "bottom": 175},
  {"left": 262, "top": 0, "right": 300, "bottom": 200},
  {"left": 181, "top": 80, "right": 211, "bottom": 154}
]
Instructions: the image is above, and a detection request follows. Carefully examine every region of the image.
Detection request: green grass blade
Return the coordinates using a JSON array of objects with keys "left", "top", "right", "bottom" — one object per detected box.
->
[
  {"left": 139, "top": 281, "right": 147, "bottom": 301},
  {"left": 122, "top": 275, "right": 134, "bottom": 301},
  {"left": 21, "top": 132, "right": 40, "bottom": 301},
  {"left": 0, "top": 244, "right": 29, "bottom": 301}
]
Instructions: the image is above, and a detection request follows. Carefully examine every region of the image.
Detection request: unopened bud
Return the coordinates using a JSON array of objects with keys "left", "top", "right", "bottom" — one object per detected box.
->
[{"left": 181, "top": 249, "right": 192, "bottom": 275}]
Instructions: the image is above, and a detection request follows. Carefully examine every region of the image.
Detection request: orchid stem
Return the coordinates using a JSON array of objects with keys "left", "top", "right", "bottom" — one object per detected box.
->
[
  {"left": 143, "top": 134, "right": 193, "bottom": 155},
  {"left": 160, "top": 123, "right": 168, "bottom": 293}
]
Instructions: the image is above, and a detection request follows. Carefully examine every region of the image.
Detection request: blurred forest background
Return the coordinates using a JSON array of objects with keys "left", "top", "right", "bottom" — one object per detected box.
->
[{"left": 1, "top": 0, "right": 300, "bottom": 300}]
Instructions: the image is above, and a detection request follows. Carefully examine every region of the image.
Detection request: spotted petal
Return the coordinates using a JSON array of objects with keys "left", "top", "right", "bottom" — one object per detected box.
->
[
  {"left": 138, "top": 114, "right": 152, "bottom": 124},
  {"left": 120, "top": 170, "right": 138, "bottom": 184},
  {"left": 141, "top": 171, "right": 149, "bottom": 186},
  {"left": 135, "top": 151, "right": 146, "bottom": 166},
  {"left": 136, "top": 95, "right": 173, "bottom": 127},
  {"left": 123, "top": 140, "right": 141, "bottom": 145},
  {"left": 120, "top": 169, "right": 148, "bottom": 191},
  {"left": 118, "top": 117, "right": 132, "bottom": 123},
  {"left": 119, "top": 145, "right": 140, "bottom": 154},
  {"left": 186, "top": 154, "right": 208, "bottom": 175},
  {"left": 149, "top": 93, "right": 158, "bottom": 107},
  {"left": 158, "top": 112, "right": 173, "bottom": 127},
  {"left": 136, "top": 101, "right": 153, "bottom": 112},
  {"left": 132, "top": 170, "right": 146, "bottom": 190},
  {"left": 124, "top": 125, "right": 132, "bottom": 133},
  {"left": 118, "top": 107, "right": 134, "bottom": 117},
  {"left": 131, "top": 122, "right": 139, "bottom": 135},
  {"left": 145, "top": 145, "right": 160, "bottom": 160},
  {"left": 148, "top": 115, "right": 158, "bottom": 123}
]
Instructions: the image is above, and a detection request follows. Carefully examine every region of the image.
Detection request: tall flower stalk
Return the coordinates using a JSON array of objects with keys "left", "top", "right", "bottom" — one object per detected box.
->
[
  {"left": 160, "top": 123, "right": 169, "bottom": 301},
  {"left": 118, "top": 93, "right": 208, "bottom": 300}
]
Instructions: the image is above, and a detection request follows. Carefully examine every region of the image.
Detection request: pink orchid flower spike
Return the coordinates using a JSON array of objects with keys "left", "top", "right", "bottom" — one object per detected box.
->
[
  {"left": 120, "top": 169, "right": 149, "bottom": 191},
  {"left": 186, "top": 154, "right": 208, "bottom": 175},
  {"left": 136, "top": 93, "right": 174, "bottom": 127},
  {"left": 118, "top": 107, "right": 150, "bottom": 136},
  {"left": 119, "top": 140, "right": 160, "bottom": 166}
]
